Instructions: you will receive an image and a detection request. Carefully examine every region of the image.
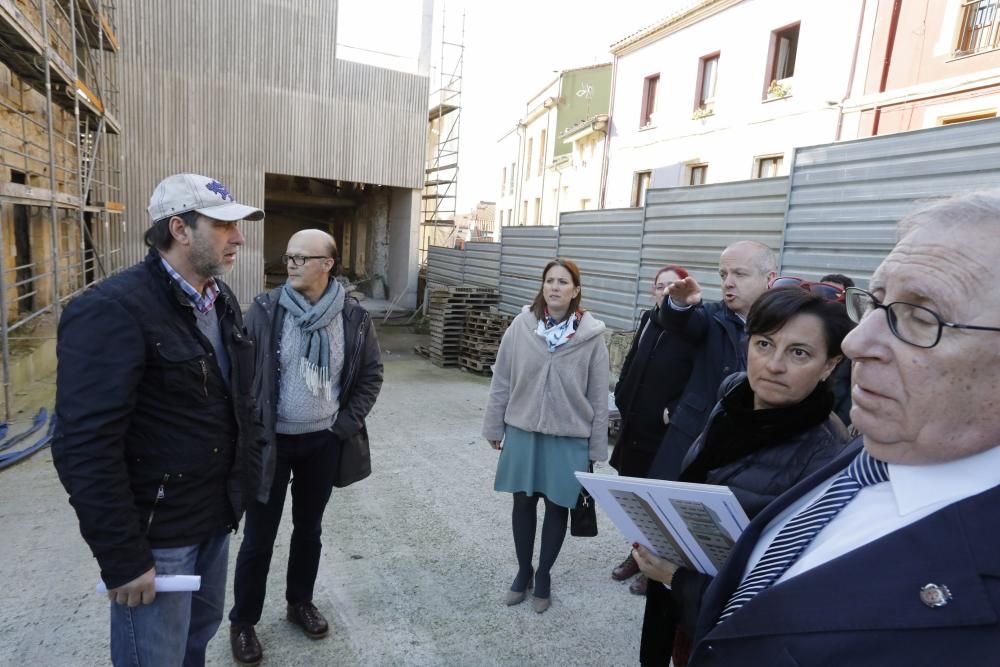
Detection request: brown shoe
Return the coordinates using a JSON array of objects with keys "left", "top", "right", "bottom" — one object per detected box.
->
[
  {"left": 629, "top": 573, "right": 648, "bottom": 596},
  {"left": 287, "top": 601, "right": 329, "bottom": 639},
  {"left": 230, "top": 624, "right": 262, "bottom": 665},
  {"left": 612, "top": 553, "right": 640, "bottom": 581}
]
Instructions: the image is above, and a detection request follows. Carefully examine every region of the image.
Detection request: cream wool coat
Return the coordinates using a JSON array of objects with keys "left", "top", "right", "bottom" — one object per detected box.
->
[{"left": 482, "top": 306, "right": 610, "bottom": 461}]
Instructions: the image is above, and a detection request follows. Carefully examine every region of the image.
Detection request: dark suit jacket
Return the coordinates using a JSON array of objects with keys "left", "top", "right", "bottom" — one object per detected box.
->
[
  {"left": 647, "top": 300, "right": 746, "bottom": 481},
  {"left": 689, "top": 442, "right": 1000, "bottom": 667}
]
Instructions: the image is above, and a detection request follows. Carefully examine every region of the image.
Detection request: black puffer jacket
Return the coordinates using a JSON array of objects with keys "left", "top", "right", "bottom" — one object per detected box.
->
[
  {"left": 679, "top": 373, "right": 850, "bottom": 516},
  {"left": 611, "top": 306, "right": 694, "bottom": 477},
  {"left": 641, "top": 373, "right": 853, "bottom": 665},
  {"left": 245, "top": 287, "right": 383, "bottom": 498},
  {"left": 53, "top": 249, "right": 264, "bottom": 589}
]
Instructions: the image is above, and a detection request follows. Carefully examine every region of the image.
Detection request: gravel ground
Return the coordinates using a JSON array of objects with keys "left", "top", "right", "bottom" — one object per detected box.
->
[{"left": 0, "top": 324, "right": 644, "bottom": 666}]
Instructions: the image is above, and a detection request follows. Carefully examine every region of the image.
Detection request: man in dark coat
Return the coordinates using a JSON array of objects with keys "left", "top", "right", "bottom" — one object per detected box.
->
[
  {"left": 229, "top": 229, "right": 383, "bottom": 665},
  {"left": 686, "top": 191, "right": 1000, "bottom": 665},
  {"left": 52, "top": 173, "right": 265, "bottom": 666},
  {"left": 647, "top": 240, "right": 776, "bottom": 481}
]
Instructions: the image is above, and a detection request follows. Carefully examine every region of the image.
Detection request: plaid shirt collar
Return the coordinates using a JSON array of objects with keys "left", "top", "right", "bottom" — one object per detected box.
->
[{"left": 160, "top": 256, "right": 219, "bottom": 314}]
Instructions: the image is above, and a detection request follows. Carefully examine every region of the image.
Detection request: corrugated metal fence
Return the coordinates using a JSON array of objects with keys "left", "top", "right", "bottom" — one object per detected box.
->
[
  {"left": 426, "top": 246, "right": 464, "bottom": 286},
  {"left": 463, "top": 242, "right": 501, "bottom": 289},
  {"left": 499, "top": 227, "right": 558, "bottom": 316},
  {"left": 426, "top": 117, "right": 1000, "bottom": 331},
  {"left": 780, "top": 117, "right": 1000, "bottom": 286},
  {"left": 559, "top": 208, "right": 644, "bottom": 331}
]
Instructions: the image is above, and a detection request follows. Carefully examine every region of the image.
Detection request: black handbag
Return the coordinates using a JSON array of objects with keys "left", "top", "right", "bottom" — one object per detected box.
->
[{"left": 570, "top": 463, "right": 598, "bottom": 537}]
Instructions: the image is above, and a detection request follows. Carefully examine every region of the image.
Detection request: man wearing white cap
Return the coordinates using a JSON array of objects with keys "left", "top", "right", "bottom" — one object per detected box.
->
[{"left": 53, "top": 174, "right": 266, "bottom": 666}]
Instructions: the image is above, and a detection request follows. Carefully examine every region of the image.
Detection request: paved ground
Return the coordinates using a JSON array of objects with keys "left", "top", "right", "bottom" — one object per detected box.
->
[{"left": 0, "top": 324, "right": 644, "bottom": 666}]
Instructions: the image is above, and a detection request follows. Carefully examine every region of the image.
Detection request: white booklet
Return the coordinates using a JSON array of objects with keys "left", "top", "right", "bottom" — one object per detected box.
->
[{"left": 576, "top": 472, "right": 750, "bottom": 576}]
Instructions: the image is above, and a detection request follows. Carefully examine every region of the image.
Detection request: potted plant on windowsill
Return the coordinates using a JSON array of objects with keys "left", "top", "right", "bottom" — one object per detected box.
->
[
  {"left": 692, "top": 105, "right": 714, "bottom": 120},
  {"left": 767, "top": 79, "right": 791, "bottom": 99}
]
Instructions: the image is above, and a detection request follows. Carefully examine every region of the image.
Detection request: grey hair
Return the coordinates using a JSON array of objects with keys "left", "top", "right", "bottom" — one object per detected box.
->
[{"left": 897, "top": 190, "right": 1000, "bottom": 241}]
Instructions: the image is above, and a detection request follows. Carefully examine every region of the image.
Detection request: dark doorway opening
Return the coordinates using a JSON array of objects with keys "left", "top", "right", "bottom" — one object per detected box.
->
[{"left": 10, "top": 170, "right": 34, "bottom": 315}]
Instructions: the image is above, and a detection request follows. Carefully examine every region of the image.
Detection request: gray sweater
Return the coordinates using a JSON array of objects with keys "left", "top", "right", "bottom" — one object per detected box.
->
[
  {"left": 482, "top": 307, "right": 610, "bottom": 461},
  {"left": 276, "top": 313, "right": 345, "bottom": 434}
]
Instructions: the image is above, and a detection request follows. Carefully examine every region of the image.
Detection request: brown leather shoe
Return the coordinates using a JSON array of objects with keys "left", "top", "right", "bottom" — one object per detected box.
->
[
  {"left": 612, "top": 553, "right": 640, "bottom": 581},
  {"left": 629, "top": 573, "right": 649, "bottom": 596},
  {"left": 287, "top": 601, "right": 329, "bottom": 639},
  {"left": 230, "top": 624, "right": 262, "bottom": 665}
]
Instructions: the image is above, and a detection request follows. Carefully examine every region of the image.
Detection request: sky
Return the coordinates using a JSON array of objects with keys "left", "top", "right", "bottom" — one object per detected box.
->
[{"left": 336, "top": 0, "right": 687, "bottom": 211}]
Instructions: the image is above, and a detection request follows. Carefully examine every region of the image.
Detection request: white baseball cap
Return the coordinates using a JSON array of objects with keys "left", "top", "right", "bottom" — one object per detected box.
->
[{"left": 147, "top": 173, "right": 264, "bottom": 224}]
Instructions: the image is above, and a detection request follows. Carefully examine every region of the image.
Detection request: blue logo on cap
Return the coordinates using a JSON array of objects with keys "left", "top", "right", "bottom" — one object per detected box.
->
[{"left": 206, "top": 180, "right": 234, "bottom": 202}]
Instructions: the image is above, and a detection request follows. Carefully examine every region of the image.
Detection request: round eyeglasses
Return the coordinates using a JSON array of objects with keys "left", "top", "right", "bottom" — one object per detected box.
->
[
  {"left": 282, "top": 254, "right": 330, "bottom": 267},
  {"left": 845, "top": 287, "right": 1000, "bottom": 348}
]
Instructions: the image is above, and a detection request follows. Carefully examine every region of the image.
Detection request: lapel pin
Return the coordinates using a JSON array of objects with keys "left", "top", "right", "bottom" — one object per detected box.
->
[{"left": 919, "top": 583, "right": 952, "bottom": 608}]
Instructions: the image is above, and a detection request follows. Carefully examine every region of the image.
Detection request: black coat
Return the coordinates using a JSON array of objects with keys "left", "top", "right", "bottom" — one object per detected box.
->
[
  {"left": 52, "top": 249, "right": 263, "bottom": 589},
  {"left": 646, "top": 301, "right": 746, "bottom": 481},
  {"left": 611, "top": 307, "right": 694, "bottom": 477},
  {"left": 245, "top": 287, "right": 384, "bottom": 498},
  {"left": 640, "top": 373, "right": 853, "bottom": 665}
]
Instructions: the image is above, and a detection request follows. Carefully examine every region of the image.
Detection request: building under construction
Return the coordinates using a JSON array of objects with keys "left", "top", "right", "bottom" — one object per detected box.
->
[{"left": 0, "top": 0, "right": 123, "bottom": 417}]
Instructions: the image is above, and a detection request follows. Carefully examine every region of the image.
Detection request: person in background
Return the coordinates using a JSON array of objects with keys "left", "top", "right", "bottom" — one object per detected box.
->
[
  {"left": 483, "top": 258, "right": 609, "bottom": 614},
  {"left": 229, "top": 229, "right": 383, "bottom": 665},
  {"left": 636, "top": 286, "right": 855, "bottom": 666},
  {"left": 647, "top": 241, "right": 777, "bottom": 481},
  {"left": 610, "top": 265, "right": 695, "bottom": 595},
  {"left": 821, "top": 273, "right": 856, "bottom": 427}
]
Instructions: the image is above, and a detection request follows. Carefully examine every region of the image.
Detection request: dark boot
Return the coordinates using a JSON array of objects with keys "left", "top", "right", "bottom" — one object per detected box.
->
[{"left": 230, "top": 624, "right": 263, "bottom": 665}]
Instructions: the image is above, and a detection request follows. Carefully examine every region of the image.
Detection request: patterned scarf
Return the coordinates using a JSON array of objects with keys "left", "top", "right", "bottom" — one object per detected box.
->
[
  {"left": 278, "top": 279, "right": 345, "bottom": 399},
  {"left": 536, "top": 309, "right": 581, "bottom": 352}
]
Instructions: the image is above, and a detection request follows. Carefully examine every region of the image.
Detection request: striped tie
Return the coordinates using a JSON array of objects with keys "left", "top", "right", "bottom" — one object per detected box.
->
[{"left": 717, "top": 449, "right": 890, "bottom": 624}]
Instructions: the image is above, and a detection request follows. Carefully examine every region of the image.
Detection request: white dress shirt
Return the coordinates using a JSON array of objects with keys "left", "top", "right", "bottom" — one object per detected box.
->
[{"left": 742, "top": 444, "right": 1000, "bottom": 586}]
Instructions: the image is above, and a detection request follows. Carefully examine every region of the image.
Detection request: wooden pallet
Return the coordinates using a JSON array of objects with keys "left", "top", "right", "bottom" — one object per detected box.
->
[{"left": 423, "top": 286, "right": 501, "bottom": 367}]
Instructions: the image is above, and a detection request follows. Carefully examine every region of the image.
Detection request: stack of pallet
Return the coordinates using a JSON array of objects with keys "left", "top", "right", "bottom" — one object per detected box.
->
[
  {"left": 424, "top": 286, "right": 499, "bottom": 367},
  {"left": 459, "top": 309, "right": 513, "bottom": 375}
]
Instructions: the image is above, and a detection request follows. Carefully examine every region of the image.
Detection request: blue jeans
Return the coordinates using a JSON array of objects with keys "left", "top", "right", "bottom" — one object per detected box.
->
[
  {"left": 110, "top": 530, "right": 230, "bottom": 667},
  {"left": 230, "top": 430, "right": 340, "bottom": 625}
]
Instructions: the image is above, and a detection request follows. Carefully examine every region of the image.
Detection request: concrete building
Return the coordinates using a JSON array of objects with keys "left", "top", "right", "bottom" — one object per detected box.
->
[
  {"left": 601, "top": 0, "right": 866, "bottom": 207},
  {"left": 496, "top": 63, "right": 612, "bottom": 228},
  {"left": 119, "top": 1, "right": 431, "bottom": 306},
  {"left": 841, "top": 0, "right": 1000, "bottom": 137}
]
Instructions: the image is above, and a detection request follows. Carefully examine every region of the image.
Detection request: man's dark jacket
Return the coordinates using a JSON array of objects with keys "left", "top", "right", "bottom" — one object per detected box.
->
[
  {"left": 245, "top": 287, "right": 383, "bottom": 497},
  {"left": 52, "top": 249, "right": 264, "bottom": 589},
  {"left": 688, "top": 443, "right": 1000, "bottom": 666},
  {"left": 647, "top": 300, "right": 746, "bottom": 481}
]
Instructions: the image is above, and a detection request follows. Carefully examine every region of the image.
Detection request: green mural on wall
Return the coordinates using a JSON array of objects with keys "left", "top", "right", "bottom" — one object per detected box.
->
[{"left": 554, "top": 64, "right": 612, "bottom": 157}]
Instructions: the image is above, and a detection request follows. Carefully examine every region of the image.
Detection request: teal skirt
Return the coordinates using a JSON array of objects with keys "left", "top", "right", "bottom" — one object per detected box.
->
[{"left": 494, "top": 425, "right": 589, "bottom": 508}]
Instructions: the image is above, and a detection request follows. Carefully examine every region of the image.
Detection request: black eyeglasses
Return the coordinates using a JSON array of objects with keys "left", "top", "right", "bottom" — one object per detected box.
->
[
  {"left": 769, "top": 276, "right": 845, "bottom": 302},
  {"left": 282, "top": 254, "right": 331, "bottom": 267},
  {"left": 845, "top": 287, "right": 1000, "bottom": 349}
]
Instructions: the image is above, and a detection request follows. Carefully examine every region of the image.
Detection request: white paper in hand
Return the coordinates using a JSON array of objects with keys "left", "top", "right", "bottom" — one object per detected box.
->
[{"left": 96, "top": 575, "right": 201, "bottom": 593}]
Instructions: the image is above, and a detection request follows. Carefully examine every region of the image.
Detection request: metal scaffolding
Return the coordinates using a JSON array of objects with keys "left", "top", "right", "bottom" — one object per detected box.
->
[
  {"left": 0, "top": 0, "right": 124, "bottom": 420},
  {"left": 419, "top": 4, "right": 464, "bottom": 264}
]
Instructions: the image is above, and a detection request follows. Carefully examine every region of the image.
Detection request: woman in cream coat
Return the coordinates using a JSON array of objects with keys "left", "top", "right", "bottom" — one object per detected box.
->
[{"left": 483, "top": 258, "right": 609, "bottom": 614}]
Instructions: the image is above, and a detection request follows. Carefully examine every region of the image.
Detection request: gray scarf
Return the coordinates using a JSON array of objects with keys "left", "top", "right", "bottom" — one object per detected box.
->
[{"left": 279, "top": 279, "right": 345, "bottom": 400}]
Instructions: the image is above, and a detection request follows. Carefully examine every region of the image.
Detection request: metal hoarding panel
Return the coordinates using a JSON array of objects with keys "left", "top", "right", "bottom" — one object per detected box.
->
[
  {"left": 557, "top": 208, "right": 643, "bottom": 331},
  {"left": 463, "top": 241, "right": 501, "bottom": 288},
  {"left": 498, "top": 226, "right": 557, "bottom": 316},
  {"left": 782, "top": 118, "right": 1000, "bottom": 286},
  {"left": 426, "top": 245, "right": 464, "bottom": 286},
  {"left": 638, "top": 178, "right": 787, "bottom": 322}
]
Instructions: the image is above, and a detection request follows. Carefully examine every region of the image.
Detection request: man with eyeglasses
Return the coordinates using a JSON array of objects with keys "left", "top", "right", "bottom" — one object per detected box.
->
[
  {"left": 229, "top": 229, "right": 383, "bottom": 664},
  {"left": 684, "top": 192, "right": 1000, "bottom": 665},
  {"left": 646, "top": 240, "right": 777, "bottom": 481}
]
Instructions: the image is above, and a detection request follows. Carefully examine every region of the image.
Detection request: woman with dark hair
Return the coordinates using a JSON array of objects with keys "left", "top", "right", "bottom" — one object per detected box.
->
[
  {"left": 635, "top": 286, "right": 855, "bottom": 666},
  {"left": 483, "top": 258, "right": 610, "bottom": 614},
  {"left": 610, "top": 265, "right": 696, "bottom": 595}
]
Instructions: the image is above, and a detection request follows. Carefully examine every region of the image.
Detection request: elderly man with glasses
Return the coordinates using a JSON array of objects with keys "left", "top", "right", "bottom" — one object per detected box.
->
[
  {"left": 228, "top": 229, "right": 383, "bottom": 665},
  {"left": 683, "top": 191, "right": 1000, "bottom": 666}
]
